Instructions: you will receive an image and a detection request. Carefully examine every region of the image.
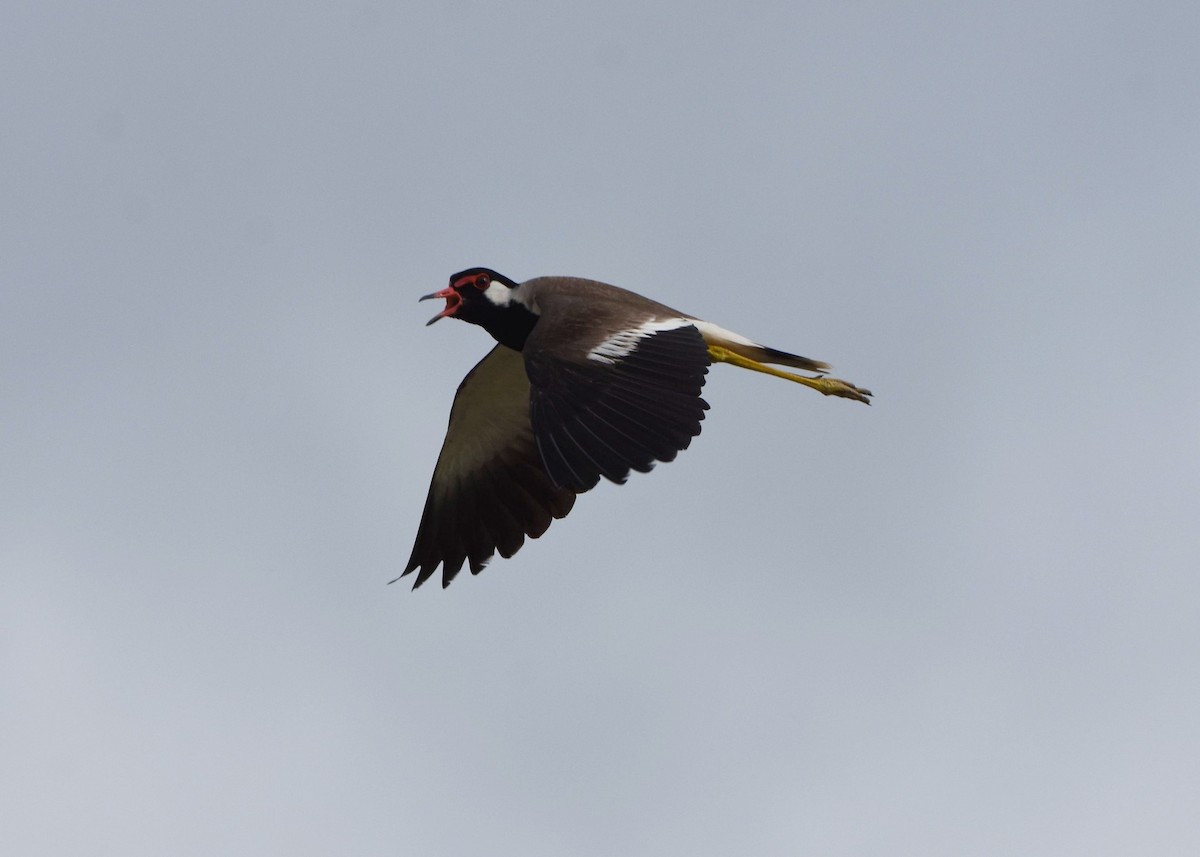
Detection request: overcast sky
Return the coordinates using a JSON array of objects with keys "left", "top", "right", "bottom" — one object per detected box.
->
[{"left": 4, "top": 2, "right": 1199, "bottom": 855}]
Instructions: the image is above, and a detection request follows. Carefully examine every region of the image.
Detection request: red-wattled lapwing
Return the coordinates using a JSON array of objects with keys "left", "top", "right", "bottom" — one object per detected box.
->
[{"left": 398, "top": 268, "right": 871, "bottom": 588}]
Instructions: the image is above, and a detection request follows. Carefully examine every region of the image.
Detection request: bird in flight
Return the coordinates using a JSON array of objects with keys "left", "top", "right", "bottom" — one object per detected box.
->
[{"left": 398, "top": 268, "right": 871, "bottom": 588}]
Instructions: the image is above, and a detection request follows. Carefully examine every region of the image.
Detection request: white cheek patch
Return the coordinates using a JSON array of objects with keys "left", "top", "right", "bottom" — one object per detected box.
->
[
  {"left": 587, "top": 317, "right": 693, "bottom": 364},
  {"left": 482, "top": 282, "right": 513, "bottom": 306}
]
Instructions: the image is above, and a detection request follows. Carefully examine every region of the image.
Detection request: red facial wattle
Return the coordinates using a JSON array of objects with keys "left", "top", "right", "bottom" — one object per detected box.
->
[{"left": 419, "top": 286, "right": 462, "bottom": 326}]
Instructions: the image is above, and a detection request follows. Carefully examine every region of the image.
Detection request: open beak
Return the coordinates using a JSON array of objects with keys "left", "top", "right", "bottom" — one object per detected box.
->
[{"left": 419, "top": 287, "right": 460, "bottom": 326}]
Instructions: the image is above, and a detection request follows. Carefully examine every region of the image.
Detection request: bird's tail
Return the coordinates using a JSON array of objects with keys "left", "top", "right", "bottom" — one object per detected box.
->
[
  {"left": 690, "top": 320, "right": 871, "bottom": 404},
  {"left": 746, "top": 344, "right": 830, "bottom": 374},
  {"left": 690, "top": 320, "right": 830, "bottom": 374}
]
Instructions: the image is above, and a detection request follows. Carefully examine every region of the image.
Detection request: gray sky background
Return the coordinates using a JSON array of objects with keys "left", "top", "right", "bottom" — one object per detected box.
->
[{"left": 4, "top": 2, "right": 1199, "bottom": 855}]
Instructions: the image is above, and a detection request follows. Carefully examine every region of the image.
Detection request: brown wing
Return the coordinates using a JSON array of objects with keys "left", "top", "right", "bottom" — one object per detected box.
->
[
  {"left": 397, "top": 345, "right": 576, "bottom": 589},
  {"left": 523, "top": 294, "right": 711, "bottom": 493}
]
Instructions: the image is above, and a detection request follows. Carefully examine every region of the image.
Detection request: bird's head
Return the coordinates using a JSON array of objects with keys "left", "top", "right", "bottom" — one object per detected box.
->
[{"left": 421, "top": 267, "right": 521, "bottom": 327}]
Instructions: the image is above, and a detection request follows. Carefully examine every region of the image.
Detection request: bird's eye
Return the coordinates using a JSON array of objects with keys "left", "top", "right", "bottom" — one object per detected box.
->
[{"left": 474, "top": 275, "right": 489, "bottom": 289}]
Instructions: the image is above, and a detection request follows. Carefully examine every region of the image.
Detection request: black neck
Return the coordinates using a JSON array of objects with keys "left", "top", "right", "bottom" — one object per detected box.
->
[{"left": 477, "top": 303, "right": 539, "bottom": 351}]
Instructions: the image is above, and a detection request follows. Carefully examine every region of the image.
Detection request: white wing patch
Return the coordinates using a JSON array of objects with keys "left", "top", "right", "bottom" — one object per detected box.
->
[{"left": 587, "top": 317, "right": 694, "bottom": 364}]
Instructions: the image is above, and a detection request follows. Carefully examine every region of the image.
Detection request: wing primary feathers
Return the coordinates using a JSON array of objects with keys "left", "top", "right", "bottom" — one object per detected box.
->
[
  {"left": 548, "top": 419, "right": 607, "bottom": 492},
  {"left": 398, "top": 345, "right": 578, "bottom": 589},
  {"left": 526, "top": 322, "right": 711, "bottom": 494},
  {"left": 560, "top": 412, "right": 635, "bottom": 485}
]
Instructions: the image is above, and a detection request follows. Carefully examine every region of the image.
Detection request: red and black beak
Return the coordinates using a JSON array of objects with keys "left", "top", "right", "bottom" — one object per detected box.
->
[{"left": 419, "top": 287, "right": 461, "bottom": 326}]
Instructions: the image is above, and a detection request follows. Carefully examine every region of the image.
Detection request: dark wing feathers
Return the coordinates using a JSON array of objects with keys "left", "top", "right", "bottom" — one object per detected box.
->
[
  {"left": 399, "top": 346, "right": 576, "bottom": 588},
  {"left": 526, "top": 323, "right": 710, "bottom": 493}
]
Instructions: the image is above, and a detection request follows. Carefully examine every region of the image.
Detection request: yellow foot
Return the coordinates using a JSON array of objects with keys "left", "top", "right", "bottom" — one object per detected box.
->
[
  {"left": 805, "top": 376, "right": 873, "bottom": 404},
  {"left": 707, "top": 345, "right": 873, "bottom": 405}
]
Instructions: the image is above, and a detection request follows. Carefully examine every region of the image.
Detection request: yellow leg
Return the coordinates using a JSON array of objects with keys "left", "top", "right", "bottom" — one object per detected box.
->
[{"left": 707, "top": 345, "right": 873, "bottom": 405}]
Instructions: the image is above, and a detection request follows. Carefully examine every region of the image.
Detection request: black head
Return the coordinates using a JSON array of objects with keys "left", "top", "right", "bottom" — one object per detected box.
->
[
  {"left": 420, "top": 267, "right": 520, "bottom": 326},
  {"left": 420, "top": 267, "right": 537, "bottom": 349}
]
